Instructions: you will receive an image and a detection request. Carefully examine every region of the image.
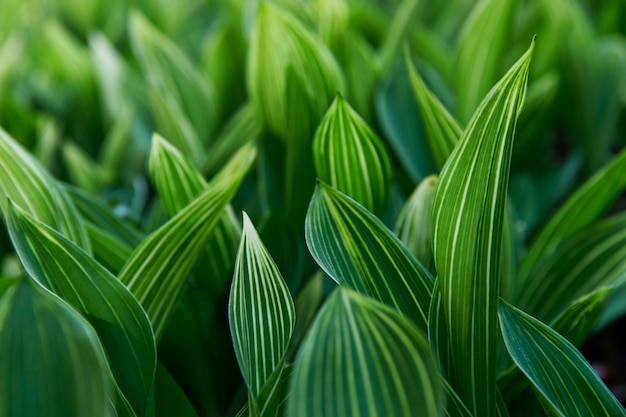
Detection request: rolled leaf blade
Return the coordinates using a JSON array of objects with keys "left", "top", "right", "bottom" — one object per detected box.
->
[
  {"left": 431, "top": 41, "right": 533, "bottom": 416},
  {"left": 287, "top": 287, "right": 443, "bottom": 417},
  {"left": 306, "top": 181, "right": 434, "bottom": 330},
  {"left": 229, "top": 213, "right": 295, "bottom": 401},
  {"left": 499, "top": 300, "right": 626, "bottom": 416}
]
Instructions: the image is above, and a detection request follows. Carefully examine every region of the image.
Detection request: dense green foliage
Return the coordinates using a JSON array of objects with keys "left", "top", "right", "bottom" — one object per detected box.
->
[{"left": 1, "top": 0, "right": 626, "bottom": 416}]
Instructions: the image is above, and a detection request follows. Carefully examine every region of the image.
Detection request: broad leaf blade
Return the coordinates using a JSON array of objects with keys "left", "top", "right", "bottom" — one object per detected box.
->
[
  {"left": 229, "top": 213, "right": 295, "bottom": 400},
  {"left": 432, "top": 42, "right": 533, "bottom": 416},
  {"left": 306, "top": 181, "right": 434, "bottom": 330},
  {"left": 0, "top": 277, "right": 113, "bottom": 417},
  {"left": 0, "top": 127, "right": 90, "bottom": 251},
  {"left": 499, "top": 300, "right": 626, "bottom": 416},
  {"left": 287, "top": 287, "right": 443, "bottom": 417},
  {"left": 313, "top": 94, "right": 392, "bottom": 216},
  {"left": 7, "top": 203, "right": 157, "bottom": 417},
  {"left": 119, "top": 143, "right": 256, "bottom": 339},
  {"left": 407, "top": 55, "right": 461, "bottom": 169}
]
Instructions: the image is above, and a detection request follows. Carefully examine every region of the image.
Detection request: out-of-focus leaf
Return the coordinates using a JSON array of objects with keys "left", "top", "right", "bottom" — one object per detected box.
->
[
  {"left": 119, "top": 143, "right": 256, "bottom": 339},
  {"left": 84, "top": 223, "right": 134, "bottom": 274},
  {"left": 0, "top": 127, "right": 90, "bottom": 251},
  {"left": 313, "top": 94, "right": 392, "bottom": 216},
  {"left": 62, "top": 141, "right": 111, "bottom": 192},
  {"left": 0, "top": 277, "right": 113, "bottom": 417},
  {"left": 306, "top": 182, "right": 434, "bottom": 330},
  {"left": 455, "top": 0, "right": 515, "bottom": 123},
  {"left": 248, "top": 1, "right": 344, "bottom": 139},
  {"left": 229, "top": 213, "right": 295, "bottom": 409},
  {"left": 0, "top": 35, "right": 23, "bottom": 89},
  {"left": 515, "top": 214, "right": 626, "bottom": 323},
  {"left": 516, "top": 148, "right": 626, "bottom": 288},
  {"left": 287, "top": 287, "right": 443, "bottom": 417},
  {"left": 89, "top": 32, "right": 128, "bottom": 120},
  {"left": 99, "top": 105, "right": 135, "bottom": 173},
  {"left": 130, "top": 11, "right": 216, "bottom": 142},
  {"left": 155, "top": 363, "right": 199, "bottom": 417},
  {"left": 377, "top": 0, "right": 419, "bottom": 74},
  {"left": 431, "top": 42, "right": 533, "bottom": 416},
  {"left": 314, "top": 0, "right": 349, "bottom": 50},
  {"left": 7, "top": 203, "right": 157, "bottom": 417},
  {"left": 407, "top": 54, "right": 461, "bottom": 169},
  {"left": 395, "top": 175, "right": 437, "bottom": 272},
  {"left": 499, "top": 300, "right": 626, "bottom": 416},
  {"left": 376, "top": 64, "right": 437, "bottom": 183}
]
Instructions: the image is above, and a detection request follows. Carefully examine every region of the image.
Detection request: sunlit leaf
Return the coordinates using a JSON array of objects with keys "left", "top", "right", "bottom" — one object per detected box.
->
[
  {"left": 7, "top": 203, "right": 156, "bottom": 417},
  {"left": 306, "top": 181, "right": 434, "bottom": 330},
  {"left": 287, "top": 287, "right": 443, "bottom": 417},
  {"left": 0, "top": 127, "right": 90, "bottom": 251},
  {"left": 432, "top": 41, "right": 533, "bottom": 416},
  {"left": 499, "top": 300, "right": 626, "bottom": 416},
  {"left": 313, "top": 94, "right": 392, "bottom": 215},
  {"left": 229, "top": 213, "right": 295, "bottom": 405},
  {"left": 119, "top": 143, "right": 256, "bottom": 340},
  {"left": 0, "top": 277, "right": 113, "bottom": 417}
]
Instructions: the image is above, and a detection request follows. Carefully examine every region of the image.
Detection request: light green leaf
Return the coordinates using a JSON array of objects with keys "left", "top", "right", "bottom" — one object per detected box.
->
[
  {"left": 313, "top": 94, "right": 392, "bottom": 216},
  {"left": 395, "top": 175, "right": 437, "bottom": 272},
  {"left": 515, "top": 214, "right": 626, "bottom": 324},
  {"left": 229, "top": 213, "right": 295, "bottom": 402},
  {"left": 287, "top": 287, "right": 443, "bottom": 417},
  {"left": 119, "top": 143, "right": 256, "bottom": 340},
  {"left": 84, "top": 222, "right": 134, "bottom": 274},
  {"left": 306, "top": 181, "right": 434, "bottom": 330},
  {"left": 6, "top": 203, "right": 156, "bottom": 417},
  {"left": 377, "top": 0, "right": 420, "bottom": 74},
  {"left": 130, "top": 11, "right": 215, "bottom": 142},
  {"left": 455, "top": 0, "right": 515, "bottom": 123},
  {"left": 499, "top": 300, "right": 626, "bottom": 417},
  {"left": 248, "top": 0, "right": 344, "bottom": 139},
  {"left": 407, "top": 54, "right": 462, "bottom": 169},
  {"left": 0, "top": 277, "right": 113, "bottom": 417},
  {"left": 62, "top": 141, "right": 111, "bottom": 192},
  {"left": 516, "top": 148, "right": 626, "bottom": 288},
  {"left": 0, "top": 127, "right": 90, "bottom": 251},
  {"left": 432, "top": 41, "right": 533, "bottom": 416}
]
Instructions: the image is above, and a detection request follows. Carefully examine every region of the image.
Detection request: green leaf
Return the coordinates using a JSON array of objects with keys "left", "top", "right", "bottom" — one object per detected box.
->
[
  {"left": 0, "top": 127, "right": 90, "bottom": 251},
  {"left": 306, "top": 182, "right": 434, "bottom": 330},
  {"left": 406, "top": 54, "right": 462, "bottom": 169},
  {"left": 313, "top": 94, "right": 392, "bottom": 215},
  {"left": 515, "top": 214, "right": 626, "bottom": 324},
  {"left": 130, "top": 11, "right": 216, "bottom": 142},
  {"left": 394, "top": 175, "right": 437, "bottom": 273},
  {"left": 155, "top": 363, "right": 199, "bottom": 417},
  {"left": 0, "top": 277, "right": 113, "bottom": 417},
  {"left": 229, "top": 213, "right": 295, "bottom": 402},
  {"left": 287, "top": 287, "right": 443, "bottom": 417},
  {"left": 62, "top": 140, "right": 110, "bottom": 192},
  {"left": 119, "top": 143, "right": 256, "bottom": 340},
  {"left": 442, "top": 380, "right": 473, "bottom": 417},
  {"left": 431, "top": 41, "right": 533, "bottom": 416},
  {"left": 6, "top": 203, "right": 157, "bottom": 417},
  {"left": 377, "top": 0, "right": 420, "bottom": 73},
  {"left": 84, "top": 222, "right": 134, "bottom": 274},
  {"left": 516, "top": 148, "right": 626, "bottom": 288},
  {"left": 248, "top": 0, "right": 344, "bottom": 139},
  {"left": 455, "top": 0, "right": 515, "bottom": 123},
  {"left": 499, "top": 300, "right": 626, "bottom": 416}
]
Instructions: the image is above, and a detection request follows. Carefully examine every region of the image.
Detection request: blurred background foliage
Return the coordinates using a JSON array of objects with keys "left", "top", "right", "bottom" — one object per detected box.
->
[{"left": 1, "top": 0, "right": 626, "bottom": 414}]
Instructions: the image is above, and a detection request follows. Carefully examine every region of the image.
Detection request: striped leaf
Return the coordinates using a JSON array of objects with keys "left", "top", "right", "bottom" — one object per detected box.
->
[
  {"left": 516, "top": 148, "right": 626, "bottom": 289},
  {"left": 431, "top": 42, "right": 533, "bottom": 416},
  {"left": 130, "top": 11, "right": 215, "bottom": 142},
  {"left": 148, "top": 134, "right": 241, "bottom": 296},
  {"left": 229, "top": 213, "right": 295, "bottom": 406},
  {"left": 248, "top": 0, "right": 344, "bottom": 139},
  {"left": 515, "top": 214, "right": 626, "bottom": 324},
  {"left": 6, "top": 203, "right": 157, "bottom": 417},
  {"left": 287, "top": 287, "right": 443, "bottom": 417},
  {"left": 406, "top": 55, "right": 461, "bottom": 169},
  {"left": 394, "top": 175, "right": 437, "bottom": 273},
  {"left": 305, "top": 181, "right": 434, "bottom": 330},
  {"left": 499, "top": 300, "right": 626, "bottom": 416},
  {"left": 119, "top": 143, "right": 256, "bottom": 340},
  {"left": 0, "top": 277, "right": 113, "bottom": 417},
  {"left": 313, "top": 94, "right": 392, "bottom": 215},
  {"left": 0, "top": 127, "right": 90, "bottom": 251},
  {"left": 455, "top": 0, "right": 515, "bottom": 123},
  {"left": 84, "top": 222, "right": 134, "bottom": 274}
]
